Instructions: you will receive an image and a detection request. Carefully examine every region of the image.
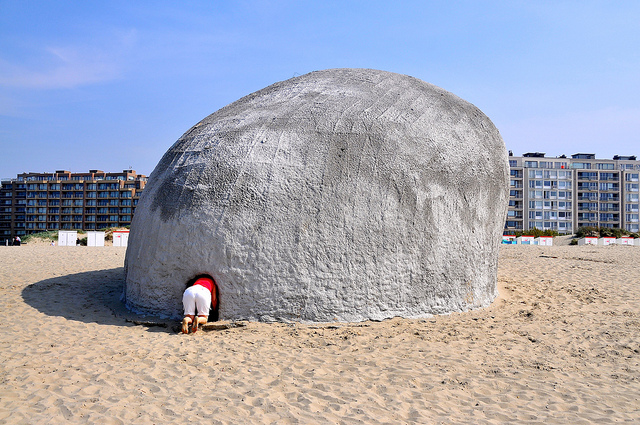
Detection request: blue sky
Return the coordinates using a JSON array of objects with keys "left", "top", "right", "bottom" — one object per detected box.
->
[{"left": 1, "top": 1, "right": 639, "bottom": 178}]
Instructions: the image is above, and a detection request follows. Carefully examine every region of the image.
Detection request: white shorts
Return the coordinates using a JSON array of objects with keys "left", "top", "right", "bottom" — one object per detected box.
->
[{"left": 182, "top": 285, "right": 212, "bottom": 317}]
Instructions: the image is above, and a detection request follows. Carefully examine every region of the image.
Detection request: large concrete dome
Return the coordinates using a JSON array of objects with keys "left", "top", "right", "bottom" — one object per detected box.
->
[{"left": 124, "top": 68, "right": 509, "bottom": 322}]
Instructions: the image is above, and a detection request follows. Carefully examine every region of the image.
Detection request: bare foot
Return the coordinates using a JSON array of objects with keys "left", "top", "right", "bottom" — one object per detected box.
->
[
  {"left": 192, "top": 316, "right": 207, "bottom": 333},
  {"left": 181, "top": 317, "right": 192, "bottom": 334}
]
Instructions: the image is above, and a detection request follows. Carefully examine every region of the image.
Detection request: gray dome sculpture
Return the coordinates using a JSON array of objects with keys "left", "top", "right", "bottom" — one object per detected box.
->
[{"left": 124, "top": 68, "right": 509, "bottom": 322}]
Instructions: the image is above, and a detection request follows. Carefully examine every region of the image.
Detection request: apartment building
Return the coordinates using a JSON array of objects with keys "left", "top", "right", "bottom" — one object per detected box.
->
[
  {"left": 506, "top": 153, "right": 640, "bottom": 234},
  {"left": 0, "top": 170, "right": 147, "bottom": 244}
]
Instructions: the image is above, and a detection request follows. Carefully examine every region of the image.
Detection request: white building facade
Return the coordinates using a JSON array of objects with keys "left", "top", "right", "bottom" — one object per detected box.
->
[{"left": 506, "top": 153, "right": 640, "bottom": 234}]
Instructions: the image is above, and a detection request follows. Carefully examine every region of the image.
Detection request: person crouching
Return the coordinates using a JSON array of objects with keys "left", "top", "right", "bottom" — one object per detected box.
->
[{"left": 182, "top": 275, "right": 217, "bottom": 334}]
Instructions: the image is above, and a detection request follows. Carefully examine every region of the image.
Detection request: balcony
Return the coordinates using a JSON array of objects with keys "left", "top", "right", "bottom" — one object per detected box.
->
[
  {"left": 577, "top": 174, "right": 598, "bottom": 181},
  {"left": 504, "top": 222, "right": 524, "bottom": 230},
  {"left": 577, "top": 215, "right": 597, "bottom": 222}
]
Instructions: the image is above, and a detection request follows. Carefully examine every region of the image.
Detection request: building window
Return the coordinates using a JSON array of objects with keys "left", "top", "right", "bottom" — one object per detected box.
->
[
  {"left": 597, "top": 163, "right": 614, "bottom": 170},
  {"left": 599, "top": 172, "right": 618, "bottom": 181},
  {"left": 528, "top": 190, "right": 542, "bottom": 199},
  {"left": 599, "top": 213, "right": 617, "bottom": 222},
  {"left": 572, "top": 162, "right": 591, "bottom": 169},
  {"left": 529, "top": 211, "right": 543, "bottom": 219}
]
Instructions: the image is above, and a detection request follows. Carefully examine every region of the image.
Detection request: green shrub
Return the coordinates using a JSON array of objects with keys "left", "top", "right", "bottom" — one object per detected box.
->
[
  {"left": 22, "top": 231, "right": 59, "bottom": 243},
  {"left": 575, "top": 226, "right": 630, "bottom": 239},
  {"left": 511, "top": 229, "right": 559, "bottom": 238}
]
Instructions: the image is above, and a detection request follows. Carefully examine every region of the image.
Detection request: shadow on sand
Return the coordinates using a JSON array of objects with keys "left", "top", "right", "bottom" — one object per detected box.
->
[{"left": 21, "top": 268, "right": 178, "bottom": 332}]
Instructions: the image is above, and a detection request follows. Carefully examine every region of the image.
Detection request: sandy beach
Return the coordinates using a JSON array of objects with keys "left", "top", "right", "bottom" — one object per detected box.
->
[{"left": 0, "top": 243, "right": 639, "bottom": 424}]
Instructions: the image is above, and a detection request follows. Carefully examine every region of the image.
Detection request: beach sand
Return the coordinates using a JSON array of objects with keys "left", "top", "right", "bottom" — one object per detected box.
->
[{"left": 0, "top": 243, "right": 639, "bottom": 424}]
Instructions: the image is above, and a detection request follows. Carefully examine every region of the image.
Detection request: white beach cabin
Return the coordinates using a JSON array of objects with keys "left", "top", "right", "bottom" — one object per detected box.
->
[
  {"left": 535, "top": 236, "right": 553, "bottom": 246},
  {"left": 598, "top": 237, "right": 617, "bottom": 246},
  {"left": 502, "top": 235, "right": 516, "bottom": 245},
  {"left": 87, "top": 231, "right": 105, "bottom": 247},
  {"left": 57, "top": 230, "right": 77, "bottom": 247},
  {"left": 617, "top": 237, "right": 635, "bottom": 246},
  {"left": 112, "top": 230, "right": 130, "bottom": 247},
  {"left": 578, "top": 237, "right": 598, "bottom": 246},
  {"left": 516, "top": 235, "right": 536, "bottom": 245}
]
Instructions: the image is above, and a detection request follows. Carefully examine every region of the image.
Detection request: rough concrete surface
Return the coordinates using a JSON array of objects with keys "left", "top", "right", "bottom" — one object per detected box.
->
[{"left": 124, "top": 68, "right": 509, "bottom": 322}]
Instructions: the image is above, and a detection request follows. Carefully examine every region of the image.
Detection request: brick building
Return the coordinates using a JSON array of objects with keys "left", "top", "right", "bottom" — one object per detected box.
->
[{"left": 0, "top": 170, "right": 147, "bottom": 244}]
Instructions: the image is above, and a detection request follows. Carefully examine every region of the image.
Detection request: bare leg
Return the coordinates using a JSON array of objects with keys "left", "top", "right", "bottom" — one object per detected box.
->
[{"left": 182, "top": 315, "right": 194, "bottom": 334}]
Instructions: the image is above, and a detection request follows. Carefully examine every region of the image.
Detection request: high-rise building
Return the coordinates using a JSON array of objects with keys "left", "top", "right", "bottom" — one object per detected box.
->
[
  {"left": 0, "top": 170, "right": 147, "bottom": 244},
  {"left": 506, "top": 153, "right": 640, "bottom": 234}
]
